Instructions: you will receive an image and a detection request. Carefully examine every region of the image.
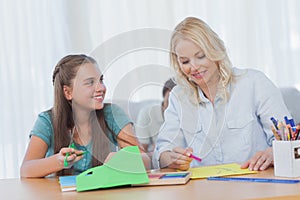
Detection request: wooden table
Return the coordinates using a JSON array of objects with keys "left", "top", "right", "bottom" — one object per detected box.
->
[{"left": 1, "top": 168, "right": 300, "bottom": 200}]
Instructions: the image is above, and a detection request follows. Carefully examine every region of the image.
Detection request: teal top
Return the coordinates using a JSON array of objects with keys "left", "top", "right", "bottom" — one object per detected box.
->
[{"left": 30, "top": 104, "right": 131, "bottom": 175}]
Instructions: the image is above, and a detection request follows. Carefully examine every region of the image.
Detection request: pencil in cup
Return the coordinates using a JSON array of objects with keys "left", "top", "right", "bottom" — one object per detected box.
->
[
  {"left": 271, "top": 126, "right": 281, "bottom": 140},
  {"left": 271, "top": 121, "right": 300, "bottom": 141},
  {"left": 294, "top": 124, "right": 300, "bottom": 140}
]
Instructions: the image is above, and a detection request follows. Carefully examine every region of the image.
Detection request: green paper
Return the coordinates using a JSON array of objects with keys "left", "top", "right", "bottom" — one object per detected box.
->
[{"left": 76, "top": 146, "right": 149, "bottom": 192}]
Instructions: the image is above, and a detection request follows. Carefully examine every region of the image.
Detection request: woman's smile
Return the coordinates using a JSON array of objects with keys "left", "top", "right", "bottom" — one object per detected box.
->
[{"left": 191, "top": 70, "right": 207, "bottom": 79}]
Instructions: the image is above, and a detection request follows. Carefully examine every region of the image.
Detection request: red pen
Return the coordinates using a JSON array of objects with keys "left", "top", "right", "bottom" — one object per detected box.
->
[{"left": 187, "top": 152, "right": 202, "bottom": 162}]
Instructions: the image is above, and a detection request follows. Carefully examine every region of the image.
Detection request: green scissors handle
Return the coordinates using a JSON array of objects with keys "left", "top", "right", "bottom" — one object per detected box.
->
[{"left": 64, "top": 143, "right": 75, "bottom": 167}]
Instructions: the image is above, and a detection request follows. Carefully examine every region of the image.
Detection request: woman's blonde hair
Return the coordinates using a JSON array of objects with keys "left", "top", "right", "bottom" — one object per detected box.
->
[{"left": 170, "top": 17, "right": 233, "bottom": 104}]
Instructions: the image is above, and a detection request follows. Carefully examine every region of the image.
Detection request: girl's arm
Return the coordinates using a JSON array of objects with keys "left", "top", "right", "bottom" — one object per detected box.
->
[
  {"left": 116, "top": 123, "right": 152, "bottom": 170},
  {"left": 20, "top": 135, "right": 82, "bottom": 178}
]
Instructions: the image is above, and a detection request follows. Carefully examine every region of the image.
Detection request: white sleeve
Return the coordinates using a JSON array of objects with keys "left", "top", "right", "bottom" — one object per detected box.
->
[
  {"left": 152, "top": 90, "right": 186, "bottom": 169},
  {"left": 253, "top": 70, "right": 291, "bottom": 145},
  {"left": 135, "top": 106, "right": 152, "bottom": 144}
]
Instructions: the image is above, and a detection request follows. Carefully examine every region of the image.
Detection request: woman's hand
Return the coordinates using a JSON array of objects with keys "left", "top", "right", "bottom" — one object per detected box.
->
[
  {"left": 241, "top": 147, "right": 273, "bottom": 171},
  {"left": 160, "top": 147, "right": 193, "bottom": 170},
  {"left": 59, "top": 147, "right": 84, "bottom": 169}
]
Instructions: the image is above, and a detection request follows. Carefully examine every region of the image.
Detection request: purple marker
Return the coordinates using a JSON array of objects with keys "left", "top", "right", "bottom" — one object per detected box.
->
[{"left": 187, "top": 153, "right": 202, "bottom": 162}]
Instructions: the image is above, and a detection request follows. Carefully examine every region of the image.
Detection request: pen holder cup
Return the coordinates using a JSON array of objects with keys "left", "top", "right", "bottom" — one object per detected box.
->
[{"left": 272, "top": 140, "right": 300, "bottom": 177}]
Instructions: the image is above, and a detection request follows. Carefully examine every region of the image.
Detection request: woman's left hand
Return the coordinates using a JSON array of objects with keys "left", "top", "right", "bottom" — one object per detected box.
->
[{"left": 240, "top": 147, "right": 273, "bottom": 171}]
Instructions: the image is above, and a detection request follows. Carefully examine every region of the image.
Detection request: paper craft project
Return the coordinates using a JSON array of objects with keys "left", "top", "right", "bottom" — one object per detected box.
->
[
  {"left": 189, "top": 163, "right": 257, "bottom": 179},
  {"left": 59, "top": 146, "right": 149, "bottom": 192}
]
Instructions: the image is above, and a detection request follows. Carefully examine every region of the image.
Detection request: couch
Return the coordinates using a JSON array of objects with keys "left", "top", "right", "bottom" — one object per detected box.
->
[
  {"left": 280, "top": 87, "right": 300, "bottom": 124},
  {"left": 106, "top": 99, "right": 161, "bottom": 123},
  {"left": 108, "top": 87, "right": 300, "bottom": 125}
]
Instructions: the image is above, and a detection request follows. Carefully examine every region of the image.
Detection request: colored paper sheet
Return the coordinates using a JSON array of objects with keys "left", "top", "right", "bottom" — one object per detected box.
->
[
  {"left": 189, "top": 163, "right": 257, "bottom": 179},
  {"left": 76, "top": 146, "right": 149, "bottom": 192}
]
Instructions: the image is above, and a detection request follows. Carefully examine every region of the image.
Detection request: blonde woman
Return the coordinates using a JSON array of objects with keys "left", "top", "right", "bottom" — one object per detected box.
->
[{"left": 153, "top": 17, "right": 290, "bottom": 171}]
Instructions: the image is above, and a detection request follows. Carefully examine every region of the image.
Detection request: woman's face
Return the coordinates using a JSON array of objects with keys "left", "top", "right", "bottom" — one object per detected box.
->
[
  {"left": 175, "top": 39, "right": 219, "bottom": 88},
  {"left": 70, "top": 63, "right": 106, "bottom": 111}
]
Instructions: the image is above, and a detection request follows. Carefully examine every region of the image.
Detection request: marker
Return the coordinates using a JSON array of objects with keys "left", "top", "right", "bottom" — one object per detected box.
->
[
  {"left": 270, "top": 117, "right": 278, "bottom": 130},
  {"left": 294, "top": 125, "right": 300, "bottom": 140},
  {"left": 76, "top": 151, "right": 86, "bottom": 156},
  {"left": 284, "top": 116, "right": 290, "bottom": 125},
  {"left": 289, "top": 118, "right": 295, "bottom": 128},
  {"left": 187, "top": 153, "right": 202, "bottom": 162},
  {"left": 278, "top": 122, "right": 286, "bottom": 141},
  {"left": 271, "top": 126, "right": 281, "bottom": 140},
  {"left": 207, "top": 176, "right": 300, "bottom": 184},
  {"left": 287, "top": 124, "right": 293, "bottom": 141}
]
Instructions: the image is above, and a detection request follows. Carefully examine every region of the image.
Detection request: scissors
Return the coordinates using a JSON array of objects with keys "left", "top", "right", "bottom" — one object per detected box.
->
[{"left": 64, "top": 127, "right": 84, "bottom": 167}]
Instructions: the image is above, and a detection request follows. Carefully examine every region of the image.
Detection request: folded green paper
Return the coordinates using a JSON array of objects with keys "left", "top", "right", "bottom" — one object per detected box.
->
[{"left": 76, "top": 146, "right": 149, "bottom": 192}]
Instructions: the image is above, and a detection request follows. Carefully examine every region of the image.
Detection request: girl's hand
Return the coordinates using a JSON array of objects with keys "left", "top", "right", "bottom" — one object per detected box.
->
[
  {"left": 104, "top": 152, "right": 116, "bottom": 163},
  {"left": 240, "top": 147, "right": 273, "bottom": 171},
  {"left": 160, "top": 147, "right": 193, "bottom": 170},
  {"left": 58, "top": 147, "right": 84, "bottom": 169}
]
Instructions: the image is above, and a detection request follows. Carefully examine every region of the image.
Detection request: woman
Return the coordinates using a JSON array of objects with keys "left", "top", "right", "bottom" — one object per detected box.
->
[
  {"left": 153, "top": 17, "right": 290, "bottom": 171},
  {"left": 21, "top": 54, "right": 149, "bottom": 177}
]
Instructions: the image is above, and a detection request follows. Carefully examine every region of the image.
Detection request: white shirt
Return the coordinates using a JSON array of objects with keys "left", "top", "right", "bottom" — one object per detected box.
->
[
  {"left": 153, "top": 68, "right": 290, "bottom": 169},
  {"left": 135, "top": 104, "right": 164, "bottom": 152}
]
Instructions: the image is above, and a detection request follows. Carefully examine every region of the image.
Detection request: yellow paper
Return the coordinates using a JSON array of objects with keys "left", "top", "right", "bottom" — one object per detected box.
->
[{"left": 189, "top": 163, "right": 257, "bottom": 179}]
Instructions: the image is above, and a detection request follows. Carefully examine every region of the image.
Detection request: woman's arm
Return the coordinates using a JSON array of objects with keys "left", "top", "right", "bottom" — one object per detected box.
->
[
  {"left": 20, "top": 135, "right": 82, "bottom": 178},
  {"left": 116, "top": 123, "right": 151, "bottom": 170},
  {"left": 241, "top": 71, "right": 290, "bottom": 171}
]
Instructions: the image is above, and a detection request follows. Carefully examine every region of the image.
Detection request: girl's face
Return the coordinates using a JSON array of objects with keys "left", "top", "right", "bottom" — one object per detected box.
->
[
  {"left": 68, "top": 63, "right": 106, "bottom": 111},
  {"left": 175, "top": 39, "right": 219, "bottom": 88}
]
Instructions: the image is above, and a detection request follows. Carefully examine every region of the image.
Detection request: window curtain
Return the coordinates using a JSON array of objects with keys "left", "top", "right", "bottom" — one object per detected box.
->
[
  {"left": 0, "top": 0, "right": 73, "bottom": 178},
  {"left": 1, "top": 0, "right": 299, "bottom": 179}
]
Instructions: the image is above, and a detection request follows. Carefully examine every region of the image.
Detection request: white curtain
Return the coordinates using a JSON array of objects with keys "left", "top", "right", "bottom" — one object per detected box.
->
[
  {"left": 1, "top": 0, "right": 299, "bottom": 179},
  {"left": 0, "top": 0, "right": 72, "bottom": 178}
]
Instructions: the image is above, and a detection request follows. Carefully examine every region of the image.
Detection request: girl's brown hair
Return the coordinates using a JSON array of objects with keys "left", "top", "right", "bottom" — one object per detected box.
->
[{"left": 52, "top": 54, "right": 111, "bottom": 176}]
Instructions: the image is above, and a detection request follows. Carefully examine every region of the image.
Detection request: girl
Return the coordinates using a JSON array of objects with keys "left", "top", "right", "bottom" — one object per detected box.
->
[{"left": 21, "top": 54, "right": 149, "bottom": 177}]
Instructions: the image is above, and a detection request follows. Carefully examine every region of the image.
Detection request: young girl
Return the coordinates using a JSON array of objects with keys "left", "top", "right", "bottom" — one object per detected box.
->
[
  {"left": 20, "top": 54, "right": 149, "bottom": 177},
  {"left": 153, "top": 17, "right": 290, "bottom": 171}
]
